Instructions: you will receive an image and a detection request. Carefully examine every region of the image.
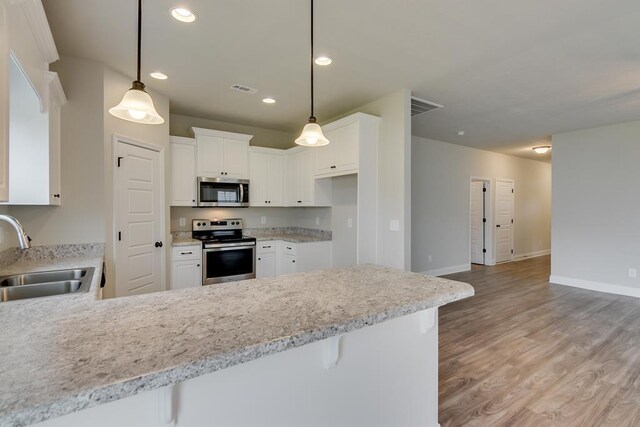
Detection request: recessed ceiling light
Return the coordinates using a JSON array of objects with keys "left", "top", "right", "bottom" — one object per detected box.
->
[
  {"left": 532, "top": 145, "right": 551, "bottom": 154},
  {"left": 457, "top": 131, "right": 465, "bottom": 136},
  {"left": 314, "top": 56, "right": 332, "bottom": 66},
  {"left": 171, "top": 7, "right": 196, "bottom": 23},
  {"left": 262, "top": 98, "right": 276, "bottom": 104},
  {"left": 149, "top": 72, "right": 168, "bottom": 80}
]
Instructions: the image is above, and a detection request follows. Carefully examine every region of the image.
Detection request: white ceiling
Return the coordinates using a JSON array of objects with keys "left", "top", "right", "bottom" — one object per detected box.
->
[{"left": 43, "top": 0, "right": 640, "bottom": 161}]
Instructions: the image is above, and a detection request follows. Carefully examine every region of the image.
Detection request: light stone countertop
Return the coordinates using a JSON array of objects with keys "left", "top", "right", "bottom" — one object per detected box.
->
[
  {"left": 171, "top": 237, "right": 202, "bottom": 247},
  {"left": 252, "top": 233, "right": 331, "bottom": 243},
  {"left": 0, "top": 265, "right": 473, "bottom": 427}
]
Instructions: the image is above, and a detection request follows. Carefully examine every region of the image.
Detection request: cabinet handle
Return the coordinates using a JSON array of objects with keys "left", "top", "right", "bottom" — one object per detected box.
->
[
  {"left": 292, "top": 260, "right": 296, "bottom": 263},
  {"left": 263, "top": 245, "right": 272, "bottom": 249},
  {"left": 286, "top": 247, "right": 292, "bottom": 250},
  {"left": 197, "top": 264, "right": 200, "bottom": 267},
  {"left": 331, "top": 165, "right": 336, "bottom": 169},
  {"left": 258, "top": 257, "right": 261, "bottom": 261},
  {"left": 180, "top": 251, "right": 193, "bottom": 255},
  {"left": 53, "top": 194, "right": 61, "bottom": 198},
  {"left": 297, "top": 201, "right": 302, "bottom": 203}
]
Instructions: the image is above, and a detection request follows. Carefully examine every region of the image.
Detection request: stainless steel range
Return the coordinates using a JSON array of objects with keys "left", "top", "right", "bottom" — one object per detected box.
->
[{"left": 192, "top": 219, "right": 256, "bottom": 285}]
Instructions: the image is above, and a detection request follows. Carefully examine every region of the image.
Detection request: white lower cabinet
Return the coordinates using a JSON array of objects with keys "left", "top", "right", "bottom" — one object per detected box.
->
[
  {"left": 256, "top": 242, "right": 277, "bottom": 278},
  {"left": 274, "top": 240, "right": 331, "bottom": 276},
  {"left": 171, "top": 245, "right": 202, "bottom": 290}
]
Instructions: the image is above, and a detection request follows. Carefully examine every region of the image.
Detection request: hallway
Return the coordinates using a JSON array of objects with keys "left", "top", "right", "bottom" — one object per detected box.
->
[{"left": 439, "top": 256, "right": 640, "bottom": 426}]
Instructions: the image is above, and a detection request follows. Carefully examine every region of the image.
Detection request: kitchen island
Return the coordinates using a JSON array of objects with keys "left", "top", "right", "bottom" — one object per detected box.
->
[{"left": 0, "top": 264, "right": 473, "bottom": 427}]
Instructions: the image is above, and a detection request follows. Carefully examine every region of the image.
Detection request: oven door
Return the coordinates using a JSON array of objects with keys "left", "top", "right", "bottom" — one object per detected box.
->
[
  {"left": 197, "top": 177, "right": 249, "bottom": 207},
  {"left": 202, "top": 242, "right": 256, "bottom": 285}
]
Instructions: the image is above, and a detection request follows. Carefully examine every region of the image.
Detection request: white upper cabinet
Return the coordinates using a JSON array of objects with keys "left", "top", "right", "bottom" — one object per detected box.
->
[
  {"left": 191, "top": 128, "right": 251, "bottom": 179},
  {"left": 314, "top": 113, "right": 380, "bottom": 179},
  {"left": 249, "top": 148, "right": 284, "bottom": 207},
  {"left": 170, "top": 136, "right": 196, "bottom": 207},
  {"left": 285, "top": 147, "right": 331, "bottom": 207},
  {"left": 0, "top": 0, "right": 62, "bottom": 205}
]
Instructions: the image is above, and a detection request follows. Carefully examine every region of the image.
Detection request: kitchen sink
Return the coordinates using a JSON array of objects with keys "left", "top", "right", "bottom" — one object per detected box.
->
[{"left": 0, "top": 267, "right": 95, "bottom": 302}]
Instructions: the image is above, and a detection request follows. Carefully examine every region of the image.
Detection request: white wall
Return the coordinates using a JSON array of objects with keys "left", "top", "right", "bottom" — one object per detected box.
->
[
  {"left": 170, "top": 206, "right": 331, "bottom": 232},
  {"left": 170, "top": 113, "right": 296, "bottom": 150},
  {"left": 8, "top": 57, "right": 105, "bottom": 246},
  {"left": 331, "top": 175, "right": 357, "bottom": 267},
  {"left": 412, "top": 136, "right": 552, "bottom": 274},
  {"left": 551, "top": 120, "right": 640, "bottom": 297}
]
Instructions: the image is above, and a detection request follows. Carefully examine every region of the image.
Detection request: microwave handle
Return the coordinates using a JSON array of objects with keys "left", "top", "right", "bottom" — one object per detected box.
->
[{"left": 240, "top": 183, "right": 244, "bottom": 203}]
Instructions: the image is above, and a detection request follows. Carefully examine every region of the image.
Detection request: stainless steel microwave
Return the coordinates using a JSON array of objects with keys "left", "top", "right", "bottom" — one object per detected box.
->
[{"left": 197, "top": 177, "right": 250, "bottom": 207}]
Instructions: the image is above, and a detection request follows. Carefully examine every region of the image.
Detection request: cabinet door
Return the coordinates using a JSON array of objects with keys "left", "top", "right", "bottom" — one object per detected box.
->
[
  {"left": 267, "top": 154, "right": 284, "bottom": 206},
  {"left": 223, "top": 139, "right": 249, "bottom": 179},
  {"left": 256, "top": 252, "right": 277, "bottom": 278},
  {"left": 299, "top": 149, "right": 315, "bottom": 205},
  {"left": 314, "top": 143, "right": 333, "bottom": 176},
  {"left": 325, "top": 122, "right": 358, "bottom": 174},
  {"left": 171, "top": 142, "right": 197, "bottom": 206},
  {"left": 281, "top": 253, "right": 297, "bottom": 275},
  {"left": 0, "top": 2, "right": 8, "bottom": 202},
  {"left": 249, "top": 151, "right": 267, "bottom": 206},
  {"left": 285, "top": 152, "right": 301, "bottom": 206},
  {"left": 171, "top": 260, "right": 202, "bottom": 290},
  {"left": 196, "top": 135, "right": 224, "bottom": 177}
]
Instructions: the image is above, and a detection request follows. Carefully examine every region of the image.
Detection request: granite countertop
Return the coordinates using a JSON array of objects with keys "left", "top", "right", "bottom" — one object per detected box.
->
[
  {"left": 171, "top": 237, "right": 202, "bottom": 247},
  {"left": 252, "top": 233, "right": 331, "bottom": 243},
  {"left": 0, "top": 265, "right": 473, "bottom": 426}
]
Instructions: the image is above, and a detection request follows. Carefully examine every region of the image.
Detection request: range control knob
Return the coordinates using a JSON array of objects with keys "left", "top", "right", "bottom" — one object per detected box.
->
[{"left": 197, "top": 222, "right": 201, "bottom": 227}]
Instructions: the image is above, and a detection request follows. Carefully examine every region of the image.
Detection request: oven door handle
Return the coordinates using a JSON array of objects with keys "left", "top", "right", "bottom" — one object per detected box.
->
[{"left": 204, "top": 242, "right": 256, "bottom": 250}]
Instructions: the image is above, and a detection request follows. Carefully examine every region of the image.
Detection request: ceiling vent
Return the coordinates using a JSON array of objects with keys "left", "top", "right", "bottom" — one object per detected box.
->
[
  {"left": 411, "top": 96, "right": 443, "bottom": 117},
  {"left": 230, "top": 84, "right": 258, "bottom": 94}
]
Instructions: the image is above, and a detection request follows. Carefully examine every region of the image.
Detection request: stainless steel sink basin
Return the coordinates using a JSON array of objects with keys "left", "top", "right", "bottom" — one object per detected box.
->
[{"left": 0, "top": 267, "right": 95, "bottom": 302}]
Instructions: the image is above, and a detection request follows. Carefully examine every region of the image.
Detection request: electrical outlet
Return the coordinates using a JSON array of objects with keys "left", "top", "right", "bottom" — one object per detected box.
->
[
  {"left": 629, "top": 268, "right": 637, "bottom": 279},
  {"left": 428, "top": 255, "right": 432, "bottom": 263},
  {"left": 178, "top": 217, "right": 186, "bottom": 227},
  {"left": 316, "top": 217, "right": 320, "bottom": 226},
  {"left": 390, "top": 220, "right": 400, "bottom": 232},
  {"left": 347, "top": 218, "right": 353, "bottom": 228},
  {"left": 261, "top": 216, "right": 267, "bottom": 225}
]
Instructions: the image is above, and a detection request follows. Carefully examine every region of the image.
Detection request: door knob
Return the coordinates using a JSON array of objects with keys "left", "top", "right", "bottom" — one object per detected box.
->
[{"left": 155, "top": 241, "right": 163, "bottom": 248}]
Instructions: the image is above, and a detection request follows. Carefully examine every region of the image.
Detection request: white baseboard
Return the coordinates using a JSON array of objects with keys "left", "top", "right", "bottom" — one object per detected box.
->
[
  {"left": 422, "top": 264, "right": 471, "bottom": 277},
  {"left": 549, "top": 275, "right": 640, "bottom": 299},
  {"left": 513, "top": 249, "right": 551, "bottom": 262}
]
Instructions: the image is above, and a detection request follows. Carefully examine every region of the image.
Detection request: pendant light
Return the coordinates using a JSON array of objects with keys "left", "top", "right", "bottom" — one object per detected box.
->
[
  {"left": 109, "top": 0, "right": 164, "bottom": 124},
  {"left": 295, "top": 0, "right": 329, "bottom": 147}
]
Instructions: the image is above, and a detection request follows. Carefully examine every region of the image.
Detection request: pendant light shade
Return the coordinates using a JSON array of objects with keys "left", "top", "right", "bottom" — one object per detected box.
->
[
  {"left": 295, "top": 0, "right": 329, "bottom": 147},
  {"left": 295, "top": 118, "right": 329, "bottom": 147},
  {"left": 109, "top": 0, "right": 164, "bottom": 125}
]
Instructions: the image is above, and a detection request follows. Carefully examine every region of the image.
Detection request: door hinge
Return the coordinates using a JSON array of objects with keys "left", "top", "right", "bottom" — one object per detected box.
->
[
  {"left": 511, "top": 249, "right": 514, "bottom": 254},
  {"left": 511, "top": 188, "right": 514, "bottom": 193},
  {"left": 511, "top": 219, "right": 514, "bottom": 224},
  {"left": 117, "top": 156, "right": 124, "bottom": 167},
  {"left": 118, "top": 231, "right": 122, "bottom": 241},
  {"left": 483, "top": 218, "right": 486, "bottom": 223},
  {"left": 483, "top": 249, "right": 486, "bottom": 253},
  {"left": 483, "top": 187, "right": 487, "bottom": 192}
]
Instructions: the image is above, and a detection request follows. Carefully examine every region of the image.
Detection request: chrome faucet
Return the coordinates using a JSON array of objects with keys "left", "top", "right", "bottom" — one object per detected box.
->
[{"left": 0, "top": 215, "right": 31, "bottom": 250}]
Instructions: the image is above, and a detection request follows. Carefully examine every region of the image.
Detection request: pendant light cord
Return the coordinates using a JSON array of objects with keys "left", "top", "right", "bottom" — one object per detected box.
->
[
  {"left": 310, "top": 0, "right": 314, "bottom": 120},
  {"left": 136, "top": 0, "right": 142, "bottom": 83}
]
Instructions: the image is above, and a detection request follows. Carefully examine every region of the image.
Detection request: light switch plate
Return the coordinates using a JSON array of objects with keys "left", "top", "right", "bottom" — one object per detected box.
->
[
  {"left": 347, "top": 218, "right": 353, "bottom": 228},
  {"left": 316, "top": 217, "right": 320, "bottom": 226},
  {"left": 390, "top": 220, "right": 400, "bottom": 232},
  {"left": 629, "top": 268, "right": 637, "bottom": 279},
  {"left": 178, "top": 217, "right": 186, "bottom": 227},
  {"left": 261, "top": 216, "right": 267, "bottom": 225}
]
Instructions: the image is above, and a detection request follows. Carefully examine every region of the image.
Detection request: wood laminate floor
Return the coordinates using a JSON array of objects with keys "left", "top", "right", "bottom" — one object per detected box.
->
[{"left": 439, "top": 255, "right": 640, "bottom": 427}]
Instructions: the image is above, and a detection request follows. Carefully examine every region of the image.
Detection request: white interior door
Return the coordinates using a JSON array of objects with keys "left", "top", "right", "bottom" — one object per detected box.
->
[
  {"left": 470, "top": 181, "right": 485, "bottom": 264},
  {"left": 495, "top": 179, "right": 514, "bottom": 263},
  {"left": 115, "top": 140, "right": 164, "bottom": 297}
]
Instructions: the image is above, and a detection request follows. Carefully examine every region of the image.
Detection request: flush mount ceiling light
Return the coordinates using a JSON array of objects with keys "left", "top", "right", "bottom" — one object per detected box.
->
[
  {"left": 149, "top": 72, "right": 168, "bottom": 80},
  {"left": 457, "top": 131, "right": 465, "bottom": 136},
  {"left": 171, "top": 7, "right": 196, "bottom": 23},
  {"left": 314, "top": 56, "right": 332, "bottom": 66},
  {"left": 533, "top": 145, "right": 551, "bottom": 154},
  {"left": 295, "top": 0, "right": 329, "bottom": 147},
  {"left": 262, "top": 98, "right": 276, "bottom": 104},
  {"left": 109, "top": 0, "right": 164, "bottom": 124}
]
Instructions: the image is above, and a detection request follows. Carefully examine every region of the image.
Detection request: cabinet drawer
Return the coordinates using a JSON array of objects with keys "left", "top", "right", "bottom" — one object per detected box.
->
[
  {"left": 257, "top": 242, "right": 276, "bottom": 254},
  {"left": 172, "top": 245, "right": 201, "bottom": 261},
  {"left": 281, "top": 243, "right": 297, "bottom": 255}
]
